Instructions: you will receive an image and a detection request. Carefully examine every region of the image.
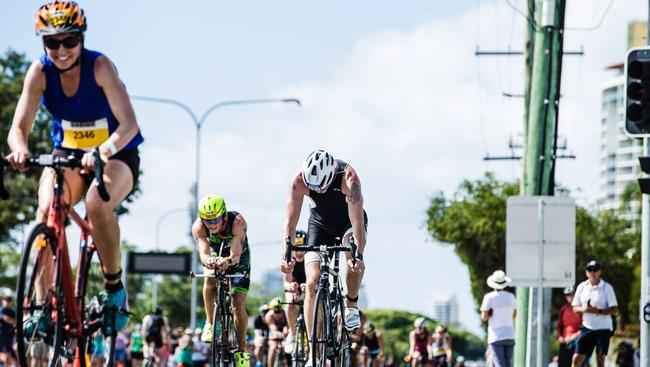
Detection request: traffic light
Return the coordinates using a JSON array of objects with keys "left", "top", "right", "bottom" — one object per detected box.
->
[{"left": 625, "top": 46, "right": 650, "bottom": 136}]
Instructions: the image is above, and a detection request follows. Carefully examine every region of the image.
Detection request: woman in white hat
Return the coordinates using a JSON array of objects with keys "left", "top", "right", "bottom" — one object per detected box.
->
[{"left": 480, "top": 270, "right": 517, "bottom": 367}]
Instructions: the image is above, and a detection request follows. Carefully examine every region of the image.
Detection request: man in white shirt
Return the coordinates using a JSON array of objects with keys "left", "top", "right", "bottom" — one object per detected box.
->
[
  {"left": 480, "top": 270, "right": 517, "bottom": 367},
  {"left": 571, "top": 260, "right": 618, "bottom": 367}
]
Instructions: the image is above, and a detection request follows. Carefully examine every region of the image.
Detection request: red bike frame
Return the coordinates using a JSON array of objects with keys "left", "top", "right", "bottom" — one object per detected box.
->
[{"left": 42, "top": 175, "right": 97, "bottom": 338}]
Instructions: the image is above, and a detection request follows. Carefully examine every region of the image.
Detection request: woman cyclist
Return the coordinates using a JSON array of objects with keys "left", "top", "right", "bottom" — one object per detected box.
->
[
  {"left": 6, "top": 1, "right": 144, "bottom": 333},
  {"left": 408, "top": 317, "right": 432, "bottom": 367},
  {"left": 431, "top": 324, "right": 452, "bottom": 367}
]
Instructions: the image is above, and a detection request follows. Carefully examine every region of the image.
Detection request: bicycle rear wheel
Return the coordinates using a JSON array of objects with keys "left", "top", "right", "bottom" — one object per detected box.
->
[
  {"left": 311, "top": 288, "right": 328, "bottom": 367},
  {"left": 293, "top": 319, "right": 308, "bottom": 367},
  {"left": 16, "top": 223, "right": 60, "bottom": 367}
]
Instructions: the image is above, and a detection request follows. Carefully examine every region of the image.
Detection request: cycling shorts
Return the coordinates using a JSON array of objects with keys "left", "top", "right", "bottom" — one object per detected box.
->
[
  {"left": 52, "top": 147, "right": 140, "bottom": 193},
  {"left": 305, "top": 212, "right": 368, "bottom": 265}
]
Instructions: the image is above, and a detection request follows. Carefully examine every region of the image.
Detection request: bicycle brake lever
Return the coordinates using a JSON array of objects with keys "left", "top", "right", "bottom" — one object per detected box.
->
[
  {"left": 349, "top": 237, "right": 357, "bottom": 266},
  {"left": 285, "top": 237, "right": 292, "bottom": 264},
  {"left": 92, "top": 148, "right": 110, "bottom": 202}
]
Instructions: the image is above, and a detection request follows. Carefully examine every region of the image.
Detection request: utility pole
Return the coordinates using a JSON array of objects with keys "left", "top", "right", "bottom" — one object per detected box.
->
[{"left": 517, "top": 0, "right": 566, "bottom": 365}]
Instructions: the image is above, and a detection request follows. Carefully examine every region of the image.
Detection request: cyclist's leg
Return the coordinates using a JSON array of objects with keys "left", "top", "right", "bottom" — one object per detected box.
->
[
  {"left": 303, "top": 261, "right": 320, "bottom": 344},
  {"left": 342, "top": 228, "right": 365, "bottom": 332},
  {"left": 304, "top": 221, "right": 329, "bottom": 344},
  {"left": 86, "top": 158, "right": 135, "bottom": 331},
  {"left": 254, "top": 332, "right": 266, "bottom": 366},
  {"left": 85, "top": 159, "right": 133, "bottom": 277},
  {"left": 268, "top": 337, "right": 279, "bottom": 367},
  {"left": 342, "top": 228, "right": 365, "bottom": 307},
  {"left": 203, "top": 277, "right": 217, "bottom": 324},
  {"left": 285, "top": 291, "right": 298, "bottom": 337}
]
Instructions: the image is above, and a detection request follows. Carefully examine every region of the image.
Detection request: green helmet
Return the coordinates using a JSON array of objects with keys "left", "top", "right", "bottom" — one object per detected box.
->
[
  {"left": 269, "top": 297, "right": 283, "bottom": 310},
  {"left": 198, "top": 195, "right": 227, "bottom": 220}
]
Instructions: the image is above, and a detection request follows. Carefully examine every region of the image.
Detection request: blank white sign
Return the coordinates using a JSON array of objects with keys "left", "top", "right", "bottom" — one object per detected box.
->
[{"left": 506, "top": 196, "right": 575, "bottom": 287}]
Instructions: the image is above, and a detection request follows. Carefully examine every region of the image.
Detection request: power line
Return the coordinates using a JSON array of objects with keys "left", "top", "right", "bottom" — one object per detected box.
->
[{"left": 565, "top": 0, "right": 615, "bottom": 31}]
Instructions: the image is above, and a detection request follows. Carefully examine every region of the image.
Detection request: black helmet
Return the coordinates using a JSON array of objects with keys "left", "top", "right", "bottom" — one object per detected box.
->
[{"left": 152, "top": 307, "right": 162, "bottom": 315}]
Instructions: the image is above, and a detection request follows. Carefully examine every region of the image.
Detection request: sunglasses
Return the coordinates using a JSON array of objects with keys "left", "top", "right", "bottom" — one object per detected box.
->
[
  {"left": 586, "top": 267, "right": 600, "bottom": 273},
  {"left": 43, "top": 35, "right": 81, "bottom": 50},
  {"left": 202, "top": 216, "right": 224, "bottom": 225}
]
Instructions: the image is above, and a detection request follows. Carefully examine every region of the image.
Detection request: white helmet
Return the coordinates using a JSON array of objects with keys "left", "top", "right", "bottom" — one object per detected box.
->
[
  {"left": 413, "top": 317, "right": 428, "bottom": 328},
  {"left": 302, "top": 150, "right": 336, "bottom": 193}
]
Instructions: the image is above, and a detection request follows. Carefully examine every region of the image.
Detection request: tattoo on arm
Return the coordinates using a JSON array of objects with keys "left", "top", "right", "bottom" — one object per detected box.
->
[{"left": 350, "top": 181, "right": 362, "bottom": 204}]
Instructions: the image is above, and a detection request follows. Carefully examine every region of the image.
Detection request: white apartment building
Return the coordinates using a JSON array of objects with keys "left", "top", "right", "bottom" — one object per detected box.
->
[
  {"left": 431, "top": 293, "right": 458, "bottom": 325},
  {"left": 598, "top": 21, "right": 646, "bottom": 217},
  {"left": 599, "top": 68, "right": 642, "bottom": 214}
]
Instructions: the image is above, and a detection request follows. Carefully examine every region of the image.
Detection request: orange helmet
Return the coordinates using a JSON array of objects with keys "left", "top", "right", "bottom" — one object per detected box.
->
[{"left": 35, "top": 1, "right": 87, "bottom": 36}]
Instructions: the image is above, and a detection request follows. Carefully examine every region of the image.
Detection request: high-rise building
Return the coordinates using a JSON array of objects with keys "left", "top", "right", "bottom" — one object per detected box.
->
[
  {"left": 431, "top": 293, "right": 458, "bottom": 325},
  {"left": 261, "top": 269, "right": 284, "bottom": 296},
  {"left": 598, "top": 22, "right": 647, "bottom": 216}
]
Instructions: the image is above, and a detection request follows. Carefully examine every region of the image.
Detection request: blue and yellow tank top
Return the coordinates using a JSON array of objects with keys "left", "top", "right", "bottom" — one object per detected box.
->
[{"left": 40, "top": 48, "right": 144, "bottom": 154}]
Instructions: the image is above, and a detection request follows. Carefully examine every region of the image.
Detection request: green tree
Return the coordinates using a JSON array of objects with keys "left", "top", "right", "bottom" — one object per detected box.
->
[
  {"left": 0, "top": 50, "right": 52, "bottom": 247},
  {"left": 426, "top": 172, "right": 640, "bottom": 326},
  {"left": 426, "top": 172, "right": 518, "bottom": 313}
]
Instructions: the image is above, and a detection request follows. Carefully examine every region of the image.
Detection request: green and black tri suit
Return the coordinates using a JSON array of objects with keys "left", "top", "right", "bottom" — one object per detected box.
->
[{"left": 205, "top": 211, "right": 251, "bottom": 295}]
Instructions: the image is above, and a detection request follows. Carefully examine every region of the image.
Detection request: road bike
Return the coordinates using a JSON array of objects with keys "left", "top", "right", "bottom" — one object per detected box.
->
[
  {"left": 0, "top": 149, "right": 123, "bottom": 367},
  {"left": 282, "top": 298, "right": 308, "bottom": 367},
  {"left": 284, "top": 237, "right": 357, "bottom": 367},
  {"left": 191, "top": 267, "right": 245, "bottom": 367}
]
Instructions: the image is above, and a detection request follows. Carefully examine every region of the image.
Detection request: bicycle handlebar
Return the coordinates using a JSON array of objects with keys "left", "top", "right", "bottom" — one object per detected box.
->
[
  {"left": 284, "top": 236, "right": 357, "bottom": 266},
  {"left": 0, "top": 148, "right": 110, "bottom": 202}
]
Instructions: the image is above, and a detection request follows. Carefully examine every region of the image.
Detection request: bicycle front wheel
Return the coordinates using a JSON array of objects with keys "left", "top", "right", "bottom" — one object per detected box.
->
[
  {"left": 311, "top": 288, "right": 328, "bottom": 367},
  {"left": 333, "top": 296, "right": 351, "bottom": 367},
  {"left": 16, "top": 223, "right": 60, "bottom": 367}
]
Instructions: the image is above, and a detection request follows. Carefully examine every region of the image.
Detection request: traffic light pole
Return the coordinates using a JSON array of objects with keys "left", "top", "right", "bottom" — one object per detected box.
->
[{"left": 641, "top": 138, "right": 649, "bottom": 367}]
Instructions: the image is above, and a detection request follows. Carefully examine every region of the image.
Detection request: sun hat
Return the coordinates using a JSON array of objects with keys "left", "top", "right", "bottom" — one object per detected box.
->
[{"left": 487, "top": 270, "right": 512, "bottom": 290}]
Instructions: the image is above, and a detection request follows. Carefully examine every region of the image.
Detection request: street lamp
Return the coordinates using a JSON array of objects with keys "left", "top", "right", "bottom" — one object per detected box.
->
[{"left": 131, "top": 95, "right": 301, "bottom": 328}]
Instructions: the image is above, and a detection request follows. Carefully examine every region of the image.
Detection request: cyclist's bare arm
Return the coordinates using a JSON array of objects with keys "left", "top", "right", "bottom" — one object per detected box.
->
[
  {"left": 446, "top": 335, "right": 452, "bottom": 360},
  {"left": 223, "top": 214, "right": 246, "bottom": 265},
  {"left": 426, "top": 333, "right": 434, "bottom": 358},
  {"left": 283, "top": 272, "right": 297, "bottom": 292},
  {"left": 377, "top": 331, "right": 385, "bottom": 356},
  {"left": 93, "top": 55, "right": 140, "bottom": 160},
  {"left": 342, "top": 165, "right": 366, "bottom": 250},
  {"left": 7, "top": 61, "right": 45, "bottom": 170},
  {"left": 408, "top": 330, "right": 416, "bottom": 356},
  {"left": 281, "top": 172, "right": 307, "bottom": 273},
  {"left": 192, "top": 221, "right": 217, "bottom": 268}
]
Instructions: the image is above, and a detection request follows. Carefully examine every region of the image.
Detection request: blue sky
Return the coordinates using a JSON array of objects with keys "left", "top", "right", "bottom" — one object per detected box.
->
[{"left": 1, "top": 0, "right": 644, "bottom": 335}]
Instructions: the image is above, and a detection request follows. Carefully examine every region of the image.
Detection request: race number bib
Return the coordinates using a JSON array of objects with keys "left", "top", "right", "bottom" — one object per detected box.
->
[{"left": 61, "top": 118, "right": 110, "bottom": 150}]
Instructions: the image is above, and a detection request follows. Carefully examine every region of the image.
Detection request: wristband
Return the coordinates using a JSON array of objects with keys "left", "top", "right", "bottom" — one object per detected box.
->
[
  {"left": 356, "top": 252, "right": 364, "bottom": 261},
  {"left": 103, "top": 141, "right": 118, "bottom": 156}
]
